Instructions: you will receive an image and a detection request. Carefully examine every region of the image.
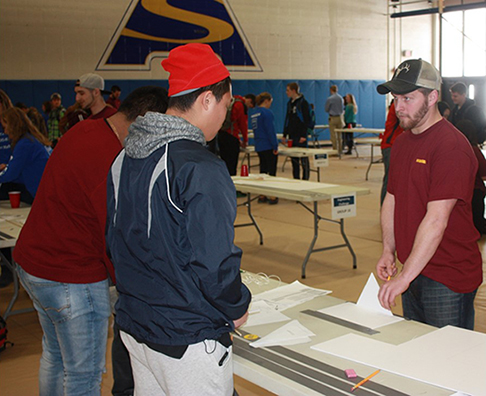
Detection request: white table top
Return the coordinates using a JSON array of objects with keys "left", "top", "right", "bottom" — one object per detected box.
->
[
  {"left": 234, "top": 275, "right": 475, "bottom": 396},
  {"left": 0, "top": 201, "right": 30, "bottom": 248},
  {"left": 232, "top": 174, "right": 369, "bottom": 202}
]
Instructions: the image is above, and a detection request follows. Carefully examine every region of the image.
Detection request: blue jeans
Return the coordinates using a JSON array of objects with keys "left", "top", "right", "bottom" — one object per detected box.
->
[
  {"left": 17, "top": 266, "right": 111, "bottom": 396},
  {"left": 402, "top": 274, "right": 476, "bottom": 330}
]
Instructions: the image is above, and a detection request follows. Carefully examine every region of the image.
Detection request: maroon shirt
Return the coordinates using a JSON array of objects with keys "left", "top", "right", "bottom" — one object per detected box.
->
[
  {"left": 388, "top": 118, "right": 482, "bottom": 293},
  {"left": 89, "top": 105, "right": 117, "bottom": 120},
  {"left": 14, "top": 119, "right": 121, "bottom": 283}
]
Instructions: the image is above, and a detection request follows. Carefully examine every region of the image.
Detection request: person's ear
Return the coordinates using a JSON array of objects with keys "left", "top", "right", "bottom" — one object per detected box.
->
[
  {"left": 200, "top": 90, "right": 214, "bottom": 111},
  {"left": 429, "top": 90, "right": 439, "bottom": 107}
]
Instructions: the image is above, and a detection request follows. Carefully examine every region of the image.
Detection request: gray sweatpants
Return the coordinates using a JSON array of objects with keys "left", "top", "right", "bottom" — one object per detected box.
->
[{"left": 120, "top": 331, "right": 234, "bottom": 396}]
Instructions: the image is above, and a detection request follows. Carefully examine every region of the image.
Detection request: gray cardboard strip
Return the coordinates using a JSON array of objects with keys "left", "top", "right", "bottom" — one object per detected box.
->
[
  {"left": 234, "top": 336, "right": 409, "bottom": 396},
  {"left": 302, "top": 309, "right": 380, "bottom": 335}
]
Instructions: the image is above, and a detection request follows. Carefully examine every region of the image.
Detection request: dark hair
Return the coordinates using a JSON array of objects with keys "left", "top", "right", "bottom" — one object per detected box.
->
[
  {"left": 118, "top": 86, "right": 169, "bottom": 121},
  {"left": 0, "top": 89, "right": 13, "bottom": 113},
  {"left": 1, "top": 107, "right": 51, "bottom": 149},
  {"left": 168, "top": 77, "right": 231, "bottom": 113},
  {"left": 244, "top": 93, "right": 256, "bottom": 107},
  {"left": 111, "top": 85, "right": 121, "bottom": 92},
  {"left": 437, "top": 101, "right": 450, "bottom": 116},
  {"left": 15, "top": 102, "right": 28, "bottom": 110},
  {"left": 330, "top": 85, "right": 338, "bottom": 93},
  {"left": 456, "top": 119, "right": 478, "bottom": 145},
  {"left": 27, "top": 107, "right": 48, "bottom": 138},
  {"left": 42, "top": 100, "right": 52, "bottom": 114},
  {"left": 450, "top": 82, "right": 467, "bottom": 95},
  {"left": 287, "top": 82, "right": 299, "bottom": 93},
  {"left": 418, "top": 88, "right": 433, "bottom": 98}
]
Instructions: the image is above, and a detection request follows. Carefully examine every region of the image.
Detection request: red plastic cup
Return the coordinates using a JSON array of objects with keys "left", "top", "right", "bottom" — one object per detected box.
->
[
  {"left": 8, "top": 191, "right": 21, "bottom": 208},
  {"left": 287, "top": 139, "right": 293, "bottom": 147},
  {"left": 240, "top": 164, "right": 249, "bottom": 177}
]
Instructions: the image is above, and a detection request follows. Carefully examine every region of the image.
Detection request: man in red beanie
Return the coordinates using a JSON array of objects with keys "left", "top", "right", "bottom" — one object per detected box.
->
[{"left": 105, "top": 43, "right": 251, "bottom": 396}]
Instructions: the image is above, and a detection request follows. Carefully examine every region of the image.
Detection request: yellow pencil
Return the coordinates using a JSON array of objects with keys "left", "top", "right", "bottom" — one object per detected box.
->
[{"left": 351, "top": 369, "right": 380, "bottom": 392}]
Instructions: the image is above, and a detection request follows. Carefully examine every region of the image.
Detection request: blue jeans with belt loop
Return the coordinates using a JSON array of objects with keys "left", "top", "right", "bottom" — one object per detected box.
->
[
  {"left": 402, "top": 274, "right": 477, "bottom": 330},
  {"left": 17, "top": 266, "right": 111, "bottom": 396}
]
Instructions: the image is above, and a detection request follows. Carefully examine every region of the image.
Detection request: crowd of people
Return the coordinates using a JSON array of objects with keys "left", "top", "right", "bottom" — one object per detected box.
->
[{"left": 0, "top": 51, "right": 485, "bottom": 395}]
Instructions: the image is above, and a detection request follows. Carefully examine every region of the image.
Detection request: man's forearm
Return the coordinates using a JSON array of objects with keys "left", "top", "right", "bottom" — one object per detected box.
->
[
  {"left": 380, "top": 192, "right": 396, "bottom": 255},
  {"left": 401, "top": 199, "right": 456, "bottom": 283}
]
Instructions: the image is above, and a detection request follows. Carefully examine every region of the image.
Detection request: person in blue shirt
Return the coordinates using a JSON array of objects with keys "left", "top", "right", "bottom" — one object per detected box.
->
[
  {"left": 249, "top": 92, "right": 279, "bottom": 204},
  {"left": 0, "top": 107, "right": 52, "bottom": 204},
  {"left": 0, "top": 89, "right": 13, "bottom": 164}
]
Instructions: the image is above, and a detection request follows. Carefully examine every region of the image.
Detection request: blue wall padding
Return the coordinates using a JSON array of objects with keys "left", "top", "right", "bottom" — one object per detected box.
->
[{"left": 0, "top": 79, "right": 386, "bottom": 138}]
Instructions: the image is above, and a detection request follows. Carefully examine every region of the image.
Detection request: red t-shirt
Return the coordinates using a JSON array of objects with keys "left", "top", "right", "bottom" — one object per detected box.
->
[
  {"left": 14, "top": 119, "right": 122, "bottom": 283},
  {"left": 388, "top": 118, "right": 482, "bottom": 293},
  {"left": 381, "top": 101, "right": 404, "bottom": 150},
  {"left": 89, "top": 105, "right": 117, "bottom": 120}
]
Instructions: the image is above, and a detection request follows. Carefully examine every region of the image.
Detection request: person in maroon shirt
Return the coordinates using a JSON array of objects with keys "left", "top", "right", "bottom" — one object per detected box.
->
[
  {"left": 107, "top": 85, "right": 122, "bottom": 110},
  {"left": 376, "top": 59, "right": 482, "bottom": 330},
  {"left": 14, "top": 86, "right": 168, "bottom": 396},
  {"left": 74, "top": 73, "right": 117, "bottom": 120}
]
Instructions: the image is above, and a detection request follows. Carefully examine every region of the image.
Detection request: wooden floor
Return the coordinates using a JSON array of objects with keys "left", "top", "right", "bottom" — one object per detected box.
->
[{"left": 1, "top": 145, "right": 486, "bottom": 396}]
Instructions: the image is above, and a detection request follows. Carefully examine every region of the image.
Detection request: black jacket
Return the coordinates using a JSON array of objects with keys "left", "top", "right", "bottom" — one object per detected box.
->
[{"left": 106, "top": 113, "right": 251, "bottom": 347}]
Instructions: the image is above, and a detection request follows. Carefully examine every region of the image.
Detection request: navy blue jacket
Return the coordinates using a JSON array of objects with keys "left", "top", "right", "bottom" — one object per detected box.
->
[{"left": 106, "top": 113, "right": 251, "bottom": 347}]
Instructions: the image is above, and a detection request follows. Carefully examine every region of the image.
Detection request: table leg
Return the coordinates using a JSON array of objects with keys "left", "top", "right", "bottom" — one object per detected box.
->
[
  {"left": 1, "top": 249, "right": 34, "bottom": 319},
  {"left": 365, "top": 143, "right": 373, "bottom": 180},
  {"left": 301, "top": 201, "right": 319, "bottom": 279},
  {"left": 235, "top": 193, "right": 263, "bottom": 245}
]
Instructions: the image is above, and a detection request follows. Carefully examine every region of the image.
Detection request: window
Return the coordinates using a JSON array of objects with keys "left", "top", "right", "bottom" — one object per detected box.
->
[{"left": 442, "top": 8, "right": 486, "bottom": 77}]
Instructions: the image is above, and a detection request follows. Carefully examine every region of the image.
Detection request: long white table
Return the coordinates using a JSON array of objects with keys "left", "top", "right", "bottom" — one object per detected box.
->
[
  {"left": 0, "top": 201, "right": 32, "bottom": 319},
  {"left": 234, "top": 275, "right": 483, "bottom": 396},
  {"left": 335, "top": 128, "right": 384, "bottom": 180},
  {"left": 240, "top": 146, "right": 337, "bottom": 182},
  {"left": 233, "top": 175, "right": 369, "bottom": 278}
]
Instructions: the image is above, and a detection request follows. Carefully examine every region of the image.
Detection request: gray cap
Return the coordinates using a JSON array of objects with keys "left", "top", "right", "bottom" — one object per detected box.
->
[
  {"left": 377, "top": 59, "right": 441, "bottom": 95},
  {"left": 50, "top": 92, "right": 61, "bottom": 100},
  {"left": 76, "top": 73, "right": 110, "bottom": 94}
]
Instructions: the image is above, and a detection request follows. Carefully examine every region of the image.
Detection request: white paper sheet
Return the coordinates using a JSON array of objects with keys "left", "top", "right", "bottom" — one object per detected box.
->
[
  {"left": 252, "top": 280, "right": 331, "bottom": 312},
  {"left": 356, "top": 273, "right": 393, "bottom": 316},
  {"left": 311, "top": 326, "right": 486, "bottom": 396},
  {"left": 250, "top": 320, "right": 315, "bottom": 348},
  {"left": 318, "top": 273, "right": 403, "bottom": 329},
  {"left": 242, "top": 300, "right": 291, "bottom": 328}
]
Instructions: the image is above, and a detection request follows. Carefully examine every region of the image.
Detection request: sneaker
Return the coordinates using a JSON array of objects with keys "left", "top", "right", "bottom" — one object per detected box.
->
[
  {"left": 268, "top": 198, "right": 279, "bottom": 205},
  {"left": 236, "top": 191, "right": 247, "bottom": 198},
  {"left": 258, "top": 196, "right": 268, "bottom": 203}
]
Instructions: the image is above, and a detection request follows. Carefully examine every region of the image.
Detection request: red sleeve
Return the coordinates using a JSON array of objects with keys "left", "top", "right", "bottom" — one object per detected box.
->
[
  {"left": 429, "top": 145, "right": 477, "bottom": 203},
  {"left": 231, "top": 101, "right": 248, "bottom": 143}
]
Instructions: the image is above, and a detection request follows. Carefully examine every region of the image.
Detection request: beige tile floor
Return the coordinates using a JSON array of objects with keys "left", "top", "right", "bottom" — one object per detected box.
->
[{"left": 1, "top": 144, "right": 485, "bottom": 395}]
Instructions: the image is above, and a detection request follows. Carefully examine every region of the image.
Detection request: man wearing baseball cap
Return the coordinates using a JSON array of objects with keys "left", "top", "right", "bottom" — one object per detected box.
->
[
  {"left": 376, "top": 59, "right": 482, "bottom": 330},
  {"left": 105, "top": 43, "right": 251, "bottom": 395},
  {"left": 75, "top": 73, "right": 117, "bottom": 119}
]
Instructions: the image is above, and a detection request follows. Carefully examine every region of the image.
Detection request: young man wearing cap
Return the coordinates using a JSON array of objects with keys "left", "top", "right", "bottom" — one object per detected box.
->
[
  {"left": 105, "top": 43, "right": 251, "bottom": 395},
  {"left": 375, "top": 59, "right": 482, "bottom": 330},
  {"left": 14, "top": 86, "right": 168, "bottom": 395},
  {"left": 47, "top": 93, "right": 66, "bottom": 145},
  {"left": 449, "top": 81, "right": 486, "bottom": 143},
  {"left": 75, "top": 73, "right": 117, "bottom": 120}
]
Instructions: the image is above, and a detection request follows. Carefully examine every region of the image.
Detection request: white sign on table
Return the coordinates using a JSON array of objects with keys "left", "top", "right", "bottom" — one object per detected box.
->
[
  {"left": 312, "top": 153, "right": 329, "bottom": 168},
  {"left": 331, "top": 193, "right": 356, "bottom": 219}
]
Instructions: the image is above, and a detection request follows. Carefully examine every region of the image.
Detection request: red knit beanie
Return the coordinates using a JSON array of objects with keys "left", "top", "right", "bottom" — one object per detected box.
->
[{"left": 162, "top": 44, "right": 230, "bottom": 97}]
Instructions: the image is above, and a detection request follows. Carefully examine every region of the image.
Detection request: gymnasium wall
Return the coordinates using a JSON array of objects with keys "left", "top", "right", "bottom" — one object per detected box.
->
[{"left": 0, "top": 0, "right": 435, "bottom": 131}]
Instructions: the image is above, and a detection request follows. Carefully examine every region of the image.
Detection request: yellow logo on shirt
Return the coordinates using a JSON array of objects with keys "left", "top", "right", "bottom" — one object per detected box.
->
[{"left": 416, "top": 159, "right": 427, "bottom": 164}]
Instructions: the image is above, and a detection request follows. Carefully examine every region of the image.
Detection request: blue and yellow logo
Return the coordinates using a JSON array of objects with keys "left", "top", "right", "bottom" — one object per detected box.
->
[{"left": 97, "top": 0, "right": 261, "bottom": 71}]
